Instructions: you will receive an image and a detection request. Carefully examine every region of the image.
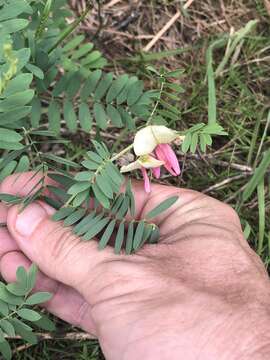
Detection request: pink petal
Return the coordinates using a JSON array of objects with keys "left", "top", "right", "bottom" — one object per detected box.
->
[
  {"left": 155, "top": 144, "right": 180, "bottom": 176},
  {"left": 152, "top": 166, "right": 161, "bottom": 179},
  {"left": 141, "top": 167, "right": 151, "bottom": 193}
]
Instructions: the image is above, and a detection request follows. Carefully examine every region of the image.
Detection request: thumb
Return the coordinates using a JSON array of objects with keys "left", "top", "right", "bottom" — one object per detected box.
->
[{"left": 6, "top": 202, "right": 115, "bottom": 296}]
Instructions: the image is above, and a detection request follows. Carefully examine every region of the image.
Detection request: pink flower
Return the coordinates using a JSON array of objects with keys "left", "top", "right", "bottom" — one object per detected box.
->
[
  {"left": 154, "top": 144, "right": 180, "bottom": 176},
  {"left": 120, "top": 125, "right": 183, "bottom": 193}
]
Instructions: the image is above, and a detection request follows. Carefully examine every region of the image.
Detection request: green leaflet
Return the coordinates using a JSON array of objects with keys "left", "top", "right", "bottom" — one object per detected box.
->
[
  {"left": 114, "top": 221, "right": 125, "bottom": 254},
  {"left": 63, "top": 99, "right": 77, "bottom": 132},
  {"left": 99, "top": 219, "right": 116, "bottom": 250},
  {"left": 79, "top": 102, "right": 92, "bottom": 132},
  {"left": 146, "top": 196, "right": 179, "bottom": 219},
  {"left": 94, "top": 102, "right": 107, "bottom": 129},
  {"left": 106, "top": 74, "right": 129, "bottom": 103},
  {"left": 107, "top": 104, "right": 123, "bottom": 127}
]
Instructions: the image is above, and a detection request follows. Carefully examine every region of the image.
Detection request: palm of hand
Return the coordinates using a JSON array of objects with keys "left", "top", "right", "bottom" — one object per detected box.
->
[{"left": 0, "top": 173, "right": 268, "bottom": 360}]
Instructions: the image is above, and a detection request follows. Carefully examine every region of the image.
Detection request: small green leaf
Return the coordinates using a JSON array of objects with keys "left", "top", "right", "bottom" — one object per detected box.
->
[
  {"left": 64, "top": 209, "right": 86, "bottom": 226},
  {"left": 127, "top": 80, "right": 144, "bottom": 106},
  {"left": 83, "top": 217, "right": 110, "bottom": 241},
  {"left": 92, "top": 183, "right": 110, "bottom": 209},
  {"left": 1, "top": 18, "right": 29, "bottom": 34},
  {"left": 133, "top": 221, "right": 145, "bottom": 250},
  {"left": 126, "top": 221, "right": 134, "bottom": 255},
  {"left": 6, "top": 281, "right": 28, "bottom": 297},
  {"left": 0, "top": 283, "right": 23, "bottom": 305},
  {"left": 82, "top": 159, "right": 99, "bottom": 170},
  {"left": 80, "top": 70, "right": 102, "bottom": 101},
  {"left": 0, "top": 340, "right": 12, "bottom": 360},
  {"left": 164, "top": 69, "right": 184, "bottom": 78},
  {"left": 27, "top": 263, "right": 38, "bottom": 292},
  {"left": 106, "top": 105, "right": 123, "bottom": 128},
  {"left": 94, "top": 73, "right": 113, "bottom": 101},
  {"left": 114, "top": 221, "right": 125, "bottom": 254},
  {"left": 10, "top": 319, "right": 37, "bottom": 344},
  {"left": 0, "top": 320, "right": 15, "bottom": 337},
  {"left": 25, "top": 63, "right": 44, "bottom": 79},
  {"left": 67, "top": 181, "right": 90, "bottom": 195},
  {"left": 75, "top": 171, "right": 94, "bottom": 182},
  {"left": 146, "top": 196, "right": 179, "bottom": 219},
  {"left": 0, "top": 300, "right": 9, "bottom": 317},
  {"left": 0, "top": 193, "right": 21, "bottom": 204},
  {"left": 48, "top": 99, "right": 61, "bottom": 134},
  {"left": 63, "top": 99, "right": 77, "bottom": 132},
  {"left": 181, "top": 132, "right": 191, "bottom": 153},
  {"left": 106, "top": 74, "right": 129, "bottom": 103},
  {"left": 33, "top": 314, "right": 55, "bottom": 332},
  {"left": 190, "top": 133, "right": 198, "bottom": 153},
  {"left": 149, "top": 226, "right": 160, "bottom": 244},
  {"left": 0, "top": 129, "right": 22, "bottom": 143},
  {"left": 79, "top": 103, "right": 92, "bottom": 132},
  {"left": 18, "top": 308, "right": 42, "bottom": 322},
  {"left": 43, "top": 153, "right": 80, "bottom": 168},
  {"left": 26, "top": 292, "right": 52, "bottom": 305},
  {"left": 52, "top": 207, "right": 75, "bottom": 221},
  {"left": 96, "top": 173, "right": 113, "bottom": 199},
  {"left": 94, "top": 103, "right": 107, "bottom": 129},
  {"left": 98, "top": 220, "right": 116, "bottom": 250}
]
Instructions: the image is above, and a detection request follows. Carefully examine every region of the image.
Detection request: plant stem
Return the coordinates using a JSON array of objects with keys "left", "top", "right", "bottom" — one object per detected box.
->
[
  {"left": 48, "top": 1, "right": 93, "bottom": 54},
  {"left": 146, "top": 79, "right": 165, "bottom": 126},
  {"left": 110, "top": 144, "right": 133, "bottom": 162}
]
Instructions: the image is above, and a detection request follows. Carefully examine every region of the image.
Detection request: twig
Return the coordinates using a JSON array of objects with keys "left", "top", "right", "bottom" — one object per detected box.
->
[
  {"left": 177, "top": 152, "right": 253, "bottom": 173},
  {"left": 143, "top": 0, "right": 195, "bottom": 52},
  {"left": 203, "top": 173, "right": 251, "bottom": 194},
  {"left": 92, "top": 0, "right": 104, "bottom": 40},
  {"left": 7, "top": 332, "right": 96, "bottom": 342},
  {"left": 104, "top": 0, "right": 122, "bottom": 9}
]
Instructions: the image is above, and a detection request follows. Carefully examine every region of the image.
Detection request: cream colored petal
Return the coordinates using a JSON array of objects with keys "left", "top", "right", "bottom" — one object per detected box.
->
[
  {"left": 120, "top": 160, "right": 141, "bottom": 173},
  {"left": 138, "top": 155, "right": 164, "bottom": 169},
  {"left": 134, "top": 125, "right": 179, "bottom": 156},
  {"left": 151, "top": 125, "right": 179, "bottom": 144},
  {"left": 133, "top": 127, "right": 157, "bottom": 156}
]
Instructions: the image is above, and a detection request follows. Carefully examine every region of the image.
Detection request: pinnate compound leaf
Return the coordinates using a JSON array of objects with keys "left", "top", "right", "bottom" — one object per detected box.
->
[{"left": 146, "top": 196, "right": 179, "bottom": 219}]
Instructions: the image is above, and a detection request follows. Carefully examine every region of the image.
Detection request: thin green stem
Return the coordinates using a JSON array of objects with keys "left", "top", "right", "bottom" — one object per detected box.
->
[
  {"left": 48, "top": 1, "right": 93, "bottom": 54},
  {"left": 110, "top": 144, "right": 134, "bottom": 162},
  {"left": 146, "top": 79, "right": 165, "bottom": 126}
]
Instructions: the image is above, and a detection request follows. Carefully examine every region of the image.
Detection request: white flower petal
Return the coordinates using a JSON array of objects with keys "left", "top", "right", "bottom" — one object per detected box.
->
[
  {"left": 134, "top": 125, "right": 179, "bottom": 156},
  {"left": 120, "top": 160, "right": 141, "bottom": 173},
  {"left": 138, "top": 155, "right": 164, "bottom": 169},
  {"left": 134, "top": 127, "right": 157, "bottom": 156}
]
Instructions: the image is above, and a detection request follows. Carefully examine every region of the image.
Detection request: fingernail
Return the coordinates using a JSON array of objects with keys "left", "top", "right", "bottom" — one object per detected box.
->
[{"left": 15, "top": 203, "right": 47, "bottom": 237}]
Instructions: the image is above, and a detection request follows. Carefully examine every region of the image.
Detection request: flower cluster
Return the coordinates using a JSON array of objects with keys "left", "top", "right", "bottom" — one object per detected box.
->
[{"left": 121, "top": 126, "right": 184, "bottom": 192}]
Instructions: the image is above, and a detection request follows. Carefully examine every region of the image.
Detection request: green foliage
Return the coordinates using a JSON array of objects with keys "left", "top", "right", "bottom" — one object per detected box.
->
[
  {"left": 0, "top": 1, "right": 232, "bottom": 354},
  {"left": 0, "top": 264, "right": 54, "bottom": 360}
]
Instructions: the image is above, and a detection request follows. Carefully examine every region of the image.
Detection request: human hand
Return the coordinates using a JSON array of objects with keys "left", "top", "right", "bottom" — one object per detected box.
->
[{"left": 0, "top": 172, "right": 270, "bottom": 360}]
